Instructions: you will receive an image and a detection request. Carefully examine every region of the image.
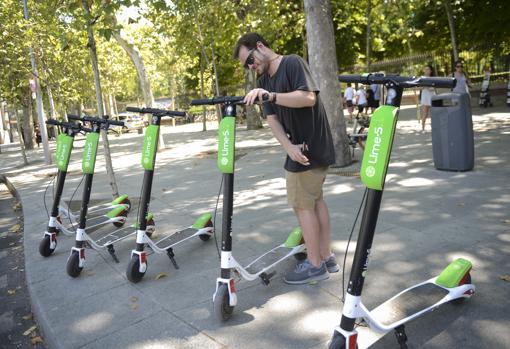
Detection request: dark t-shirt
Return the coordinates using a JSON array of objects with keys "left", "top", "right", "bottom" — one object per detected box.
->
[{"left": 258, "top": 54, "right": 335, "bottom": 172}]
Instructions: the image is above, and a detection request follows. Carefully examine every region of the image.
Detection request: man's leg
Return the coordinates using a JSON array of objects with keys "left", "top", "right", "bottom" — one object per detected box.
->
[
  {"left": 294, "top": 207, "right": 321, "bottom": 267},
  {"left": 315, "top": 198, "right": 332, "bottom": 261}
]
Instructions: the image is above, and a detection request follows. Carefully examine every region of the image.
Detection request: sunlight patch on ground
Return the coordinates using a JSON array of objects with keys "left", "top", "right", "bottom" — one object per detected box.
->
[
  {"left": 298, "top": 309, "right": 340, "bottom": 335},
  {"left": 72, "top": 312, "right": 114, "bottom": 334},
  {"left": 330, "top": 183, "right": 356, "bottom": 195},
  {"left": 396, "top": 177, "right": 435, "bottom": 187}
]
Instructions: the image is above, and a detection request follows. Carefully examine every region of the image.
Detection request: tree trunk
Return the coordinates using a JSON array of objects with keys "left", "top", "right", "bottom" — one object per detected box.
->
[
  {"left": 112, "top": 30, "right": 164, "bottom": 149},
  {"left": 200, "top": 52, "right": 207, "bottom": 132},
  {"left": 82, "top": 0, "right": 119, "bottom": 198},
  {"left": 244, "top": 69, "right": 262, "bottom": 130},
  {"left": 22, "top": 92, "right": 35, "bottom": 150},
  {"left": 444, "top": 0, "right": 459, "bottom": 62},
  {"left": 6, "top": 105, "right": 14, "bottom": 143},
  {"left": 366, "top": 0, "right": 372, "bottom": 70},
  {"left": 0, "top": 102, "right": 5, "bottom": 145},
  {"left": 13, "top": 100, "right": 28, "bottom": 165},
  {"left": 304, "top": 0, "right": 351, "bottom": 167}
]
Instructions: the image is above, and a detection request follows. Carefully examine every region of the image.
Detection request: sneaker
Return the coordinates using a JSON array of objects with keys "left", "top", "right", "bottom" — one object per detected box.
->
[
  {"left": 283, "top": 259, "right": 329, "bottom": 285},
  {"left": 325, "top": 254, "right": 340, "bottom": 273}
]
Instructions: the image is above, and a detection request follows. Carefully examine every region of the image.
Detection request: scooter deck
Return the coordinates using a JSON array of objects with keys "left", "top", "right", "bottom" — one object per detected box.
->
[
  {"left": 371, "top": 282, "right": 448, "bottom": 327},
  {"left": 153, "top": 227, "right": 199, "bottom": 250},
  {"left": 244, "top": 245, "right": 297, "bottom": 275},
  {"left": 91, "top": 226, "right": 136, "bottom": 247}
]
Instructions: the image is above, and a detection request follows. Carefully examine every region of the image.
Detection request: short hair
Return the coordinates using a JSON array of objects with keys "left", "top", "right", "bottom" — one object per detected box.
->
[{"left": 233, "top": 32, "right": 271, "bottom": 59}]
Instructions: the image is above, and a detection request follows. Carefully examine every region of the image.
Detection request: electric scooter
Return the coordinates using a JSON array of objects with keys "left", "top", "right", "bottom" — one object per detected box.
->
[
  {"left": 66, "top": 115, "right": 131, "bottom": 277},
  {"left": 190, "top": 96, "right": 306, "bottom": 321},
  {"left": 329, "top": 73, "right": 476, "bottom": 349},
  {"left": 39, "top": 118, "right": 85, "bottom": 256},
  {"left": 124, "top": 106, "right": 214, "bottom": 283}
]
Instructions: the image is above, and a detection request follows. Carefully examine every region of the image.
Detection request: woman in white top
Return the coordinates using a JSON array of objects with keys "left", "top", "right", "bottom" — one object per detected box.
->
[
  {"left": 452, "top": 61, "right": 471, "bottom": 96},
  {"left": 420, "top": 65, "right": 435, "bottom": 131},
  {"left": 356, "top": 86, "right": 367, "bottom": 116},
  {"left": 344, "top": 83, "right": 355, "bottom": 121}
]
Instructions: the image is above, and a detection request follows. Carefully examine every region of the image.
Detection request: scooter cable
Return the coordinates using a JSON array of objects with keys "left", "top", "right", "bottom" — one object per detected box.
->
[
  {"left": 341, "top": 187, "right": 368, "bottom": 303},
  {"left": 68, "top": 174, "right": 85, "bottom": 231},
  {"left": 212, "top": 175, "right": 224, "bottom": 260},
  {"left": 43, "top": 173, "right": 57, "bottom": 219}
]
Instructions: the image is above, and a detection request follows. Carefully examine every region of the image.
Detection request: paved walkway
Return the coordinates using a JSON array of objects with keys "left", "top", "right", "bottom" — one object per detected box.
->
[{"left": 1, "top": 99, "right": 510, "bottom": 349}]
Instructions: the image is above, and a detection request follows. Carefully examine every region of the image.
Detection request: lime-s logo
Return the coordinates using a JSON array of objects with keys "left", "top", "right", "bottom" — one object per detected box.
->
[
  {"left": 144, "top": 135, "right": 152, "bottom": 164},
  {"left": 220, "top": 129, "right": 230, "bottom": 166},
  {"left": 365, "top": 166, "right": 376, "bottom": 177},
  {"left": 368, "top": 127, "right": 383, "bottom": 166},
  {"left": 221, "top": 157, "right": 229, "bottom": 166},
  {"left": 84, "top": 142, "right": 93, "bottom": 168}
]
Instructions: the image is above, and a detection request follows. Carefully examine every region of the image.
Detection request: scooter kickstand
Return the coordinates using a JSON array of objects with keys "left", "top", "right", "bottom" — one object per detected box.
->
[
  {"left": 394, "top": 325, "right": 408, "bottom": 349},
  {"left": 260, "top": 271, "right": 276, "bottom": 286},
  {"left": 107, "top": 244, "right": 119, "bottom": 263},
  {"left": 167, "top": 248, "right": 179, "bottom": 269}
]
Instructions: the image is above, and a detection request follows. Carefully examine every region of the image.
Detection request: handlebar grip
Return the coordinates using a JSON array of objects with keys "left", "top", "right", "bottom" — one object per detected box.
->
[
  {"left": 108, "top": 119, "right": 124, "bottom": 126},
  {"left": 46, "top": 119, "right": 60, "bottom": 125},
  {"left": 416, "top": 77, "right": 456, "bottom": 88},
  {"left": 66, "top": 114, "right": 83, "bottom": 121},
  {"left": 126, "top": 107, "right": 142, "bottom": 113}
]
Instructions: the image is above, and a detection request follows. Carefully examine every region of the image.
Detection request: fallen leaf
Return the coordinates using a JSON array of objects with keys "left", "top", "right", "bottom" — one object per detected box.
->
[
  {"left": 8, "top": 224, "right": 21, "bottom": 233},
  {"left": 501, "top": 219, "right": 510, "bottom": 224},
  {"left": 12, "top": 202, "right": 21, "bottom": 211},
  {"left": 7, "top": 289, "right": 16, "bottom": 295},
  {"left": 31, "top": 336, "right": 44, "bottom": 345},
  {"left": 131, "top": 303, "right": 139, "bottom": 310},
  {"left": 499, "top": 275, "right": 510, "bottom": 282},
  {"left": 155, "top": 272, "right": 168, "bottom": 280},
  {"left": 130, "top": 296, "right": 138, "bottom": 303},
  {"left": 23, "top": 325, "right": 37, "bottom": 336},
  {"left": 457, "top": 202, "right": 465, "bottom": 207},
  {"left": 22, "top": 314, "right": 33, "bottom": 321}
]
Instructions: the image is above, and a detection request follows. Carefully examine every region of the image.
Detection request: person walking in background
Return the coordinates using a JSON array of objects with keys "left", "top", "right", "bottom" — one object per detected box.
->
[
  {"left": 420, "top": 64, "right": 436, "bottom": 131},
  {"left": 344, "top": 83, "right": 355, "bottom": 122},
  {"left": 355, "top": 85, "right": 367, "bottom": 117},
  {"left": 367, "top": 83, "right": 380, "bottom": 114},
  {"left": 234, "top": 32, "right": 338, "bottom": 285},
  {"left": 452, "top": 61, "right": 472, "bottom": 97}
]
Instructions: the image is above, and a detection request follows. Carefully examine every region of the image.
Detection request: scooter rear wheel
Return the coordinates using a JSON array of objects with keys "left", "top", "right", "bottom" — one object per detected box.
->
[
  {"left": 126, "top": 255, "right": 146, "bottom": 283},
  {"left": 213, "top": 284, "right": 234, "bottom": 321},
  {"left": 39, "top": 235, "right": 55, "bottom": 257},
  {"left": 66, "top": 251, "right": 83, "bottom": 277}
]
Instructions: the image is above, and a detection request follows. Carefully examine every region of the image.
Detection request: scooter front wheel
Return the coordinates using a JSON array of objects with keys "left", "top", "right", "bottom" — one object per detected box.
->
[
  {"left": 213, "top": 284, "right": 234, "bottom": 321},
  {"left": 66, "top": 251, "right": 83, "bottom": 277},
  {"left": 126, "top": 255, "right": 146, "bottom": 283},
  {"left": 39, "top": 235, "right": 55, "bottom": 257}
]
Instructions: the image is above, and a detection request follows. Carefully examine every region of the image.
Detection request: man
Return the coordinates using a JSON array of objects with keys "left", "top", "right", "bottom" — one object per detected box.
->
[{"left": 234, "top": 33, "right": 338, "bottom": 284}]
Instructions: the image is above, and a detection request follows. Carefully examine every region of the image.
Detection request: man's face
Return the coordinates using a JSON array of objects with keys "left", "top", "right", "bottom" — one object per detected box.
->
[{"left": 238, "top": 45, "right": 268, "bottom": 75}]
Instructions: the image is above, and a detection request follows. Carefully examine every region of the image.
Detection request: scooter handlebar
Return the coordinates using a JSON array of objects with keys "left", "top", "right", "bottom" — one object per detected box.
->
[
  {"left": 126, "top": 107, "right": 186, "bottom": 117},
  {"left": 338, "top": 73, "right": 456, "bottom": 89},
  {"left": 190, "top": 94, "right": 268, "bottom": 106}
]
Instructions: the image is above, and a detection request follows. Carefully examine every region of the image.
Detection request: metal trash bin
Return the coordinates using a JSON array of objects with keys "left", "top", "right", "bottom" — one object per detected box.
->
[{"left": 431, "top": 92, "right": 474, "bottom": 171}]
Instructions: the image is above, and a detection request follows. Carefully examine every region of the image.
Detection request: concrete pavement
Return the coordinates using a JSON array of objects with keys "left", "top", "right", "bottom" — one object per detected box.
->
[{"left": 1, "top": 99, "right": 510, "bottom": 349}]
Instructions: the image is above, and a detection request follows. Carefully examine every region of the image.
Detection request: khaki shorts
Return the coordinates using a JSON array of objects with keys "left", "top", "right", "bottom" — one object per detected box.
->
[{"left": 286, "top": 167, "right": 328, "bottom": 209}]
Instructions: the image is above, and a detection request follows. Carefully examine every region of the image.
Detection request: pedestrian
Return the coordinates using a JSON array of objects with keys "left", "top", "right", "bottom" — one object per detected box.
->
[
  {"left": 344, "top": 83, "right": 355, "bottom": 122},
  {"left": 420, "top": 64, "right": 435, "bottom": 131},
  {"left": 355, "top": 85, "right": 368, "bottom": 117},
  {"left": 452, "top": 61, "right": 471, "bottom": 96},
  {"left": 234, "top": 32, "right": 338, "bottom": 284},
  {"left": 368, "top": 83, "right": 380, "bottom": 113},
  {"left": 35, "top": 125, "right": 42, "bottom": 148}
]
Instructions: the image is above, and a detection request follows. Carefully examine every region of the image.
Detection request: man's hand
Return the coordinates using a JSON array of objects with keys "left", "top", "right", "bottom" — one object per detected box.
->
[
  {"left": 285, "top": 143, "right": 310, "bottom": 166},
  {"left": 244, "top": 88, "right": 269, "bottom": 105}
]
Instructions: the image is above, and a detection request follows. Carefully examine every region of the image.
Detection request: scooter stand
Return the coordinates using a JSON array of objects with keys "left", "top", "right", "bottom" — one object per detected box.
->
[
  {"left": 107, "top": 244, "right": 119, "bottom": 263},
  {"left": 260, "top": 271, "right": 276, "bottom": 286},
  {"left": 394, "top": 325, "right": 408, "bottom": 349},
  {"left": 166, "top": 248, "right": 179, "bottom": 269}
]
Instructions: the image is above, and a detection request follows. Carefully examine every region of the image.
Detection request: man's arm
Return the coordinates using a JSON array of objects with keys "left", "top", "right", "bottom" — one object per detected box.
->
[
  {"left": 266, "top": 115, "right": 310, "bottom": 166},
  {"left": 244, "top": 88, "right": 315, "bottom": 108}
]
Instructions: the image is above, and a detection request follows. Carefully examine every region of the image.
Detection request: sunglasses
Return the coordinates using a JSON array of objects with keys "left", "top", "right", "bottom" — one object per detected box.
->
[
  {"left": 456, "top": 65, "right": 463, "bottom": 68},
  {"left": 243, "top": 49, "right": 256, "bottom": 69}
]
